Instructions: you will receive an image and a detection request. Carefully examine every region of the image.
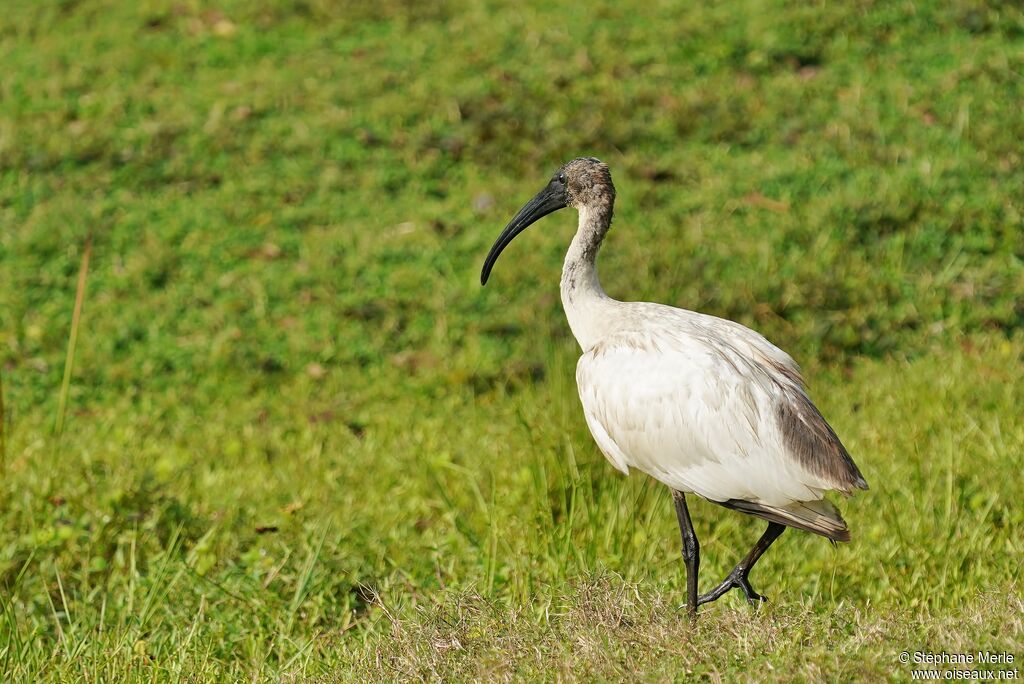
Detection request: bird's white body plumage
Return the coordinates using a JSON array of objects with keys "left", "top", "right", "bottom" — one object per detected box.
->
[
  {"left": 575, "top": 304, "right": 834, "bottom": 507},
  {"left": 562, "top": 207, "right": 850, "bottom": 511}
]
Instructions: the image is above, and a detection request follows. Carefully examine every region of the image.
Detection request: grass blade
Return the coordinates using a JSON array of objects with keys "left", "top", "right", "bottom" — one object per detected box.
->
[
  {"left": 54, "top": 230, "right": 93, "bottom": 440},
  {"left": 286, "top": 524, "right": 329, "bottom": 637},
  {"left": 0, "top": 364, "right": 6, "bottom": 470}
]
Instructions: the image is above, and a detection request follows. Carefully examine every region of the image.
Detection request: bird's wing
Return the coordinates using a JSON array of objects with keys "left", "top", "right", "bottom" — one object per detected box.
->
[{"left": 576, "top": 325, "right": 864, "bottom": 507}]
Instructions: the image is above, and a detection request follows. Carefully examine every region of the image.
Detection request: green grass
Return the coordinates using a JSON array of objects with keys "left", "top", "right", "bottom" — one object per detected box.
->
[{"left": 1, "top": 0, "right": 1023, "bottom": 680}]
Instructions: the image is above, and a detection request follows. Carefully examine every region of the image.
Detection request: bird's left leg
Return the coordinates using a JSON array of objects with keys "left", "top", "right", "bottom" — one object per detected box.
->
[
  {"left": 697, "top": 522, "right": 785, "bottom": 607},
  {"left": 671, "top": 489, "right": 700, "bottom": 620}
]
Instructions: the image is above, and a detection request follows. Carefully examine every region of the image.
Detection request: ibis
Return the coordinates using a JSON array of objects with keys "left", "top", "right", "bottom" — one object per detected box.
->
[{"left": 480, "top": 157, "right": 868, "bottom": 618}]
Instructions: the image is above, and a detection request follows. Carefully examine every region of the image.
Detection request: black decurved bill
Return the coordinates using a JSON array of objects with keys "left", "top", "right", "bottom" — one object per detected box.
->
[{"left": 480, "top": 179, "right": 569, "bottom": 285}]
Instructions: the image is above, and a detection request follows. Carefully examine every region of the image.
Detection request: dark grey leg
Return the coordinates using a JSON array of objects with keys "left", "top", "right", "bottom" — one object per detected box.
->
[
  {"left": 671, "top": 489, "right": 700, "bottom": 620},
  {"left": 697, "top": 522, "right": 785, "bottom": 607}
]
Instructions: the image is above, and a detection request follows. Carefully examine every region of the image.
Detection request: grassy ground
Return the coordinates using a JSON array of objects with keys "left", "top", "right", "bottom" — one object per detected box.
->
[{"left": 2, "top": 0, "right": 1023, "bottom": 680}]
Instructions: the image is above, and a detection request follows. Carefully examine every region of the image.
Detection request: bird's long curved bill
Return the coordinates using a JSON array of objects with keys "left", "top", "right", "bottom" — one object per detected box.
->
[{"left": 480, "top": 182, "right": 567, "bottom": 285}]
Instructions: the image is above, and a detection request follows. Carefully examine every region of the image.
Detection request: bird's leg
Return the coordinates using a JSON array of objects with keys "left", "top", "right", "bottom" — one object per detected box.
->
[
  {"left": 671, "top": 489, "right": 700, "bottom": 620},
  {"left": 697, "top": 522, "right": 785, "bottom": 607}
]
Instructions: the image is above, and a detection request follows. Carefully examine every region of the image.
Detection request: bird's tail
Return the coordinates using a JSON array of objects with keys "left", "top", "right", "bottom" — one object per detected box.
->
[{"left": 718, "top": 498, "right": 851, "bottom": 542}]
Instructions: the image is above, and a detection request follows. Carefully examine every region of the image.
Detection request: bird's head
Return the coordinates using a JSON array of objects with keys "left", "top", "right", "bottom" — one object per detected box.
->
[{"left": 481, "top": 157, "right": 614, "bottom": 285}]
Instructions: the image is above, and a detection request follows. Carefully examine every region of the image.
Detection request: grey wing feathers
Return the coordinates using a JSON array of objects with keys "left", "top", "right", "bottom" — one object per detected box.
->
[
  {"left": 776, "top": 389, "right": 869, "bottom": 494},
  {"left": 718, "top": 497, "right": 852, "bottom": 542}
]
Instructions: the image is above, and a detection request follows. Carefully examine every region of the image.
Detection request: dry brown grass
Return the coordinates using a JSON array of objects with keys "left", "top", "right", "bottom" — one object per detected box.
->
[{"left": 332, "top": 576, "right": 1022, "bottom": 682}]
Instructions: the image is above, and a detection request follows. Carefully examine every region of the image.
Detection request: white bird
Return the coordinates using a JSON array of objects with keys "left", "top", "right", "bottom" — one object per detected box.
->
[{"left": 481, "top": 157, "right": 868, "bottom": 618}]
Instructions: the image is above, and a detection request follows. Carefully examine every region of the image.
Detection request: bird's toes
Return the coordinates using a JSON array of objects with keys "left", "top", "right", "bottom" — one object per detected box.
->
[
  {"left": 741, "top": 588, "right": 768, "bottom": 606},
  {"left": 734, "top": 576, "right": 768, "bottom": 606}
]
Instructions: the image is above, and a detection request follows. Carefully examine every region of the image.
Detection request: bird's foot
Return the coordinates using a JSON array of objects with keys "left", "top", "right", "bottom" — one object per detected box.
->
[
  {"left": 734, "top": 575, "right": 768, "bottom": 606},
  {"left": 694, "top": 568, "right": 769, "bottom": 607}
]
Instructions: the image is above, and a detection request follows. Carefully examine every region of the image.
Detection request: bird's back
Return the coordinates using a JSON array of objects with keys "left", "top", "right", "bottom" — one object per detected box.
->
[{"left": 575, "top": 302, "right": 867, "bottom": 519}]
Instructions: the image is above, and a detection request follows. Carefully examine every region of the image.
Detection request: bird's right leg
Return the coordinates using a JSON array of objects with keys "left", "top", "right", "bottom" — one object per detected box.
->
[
  {"left": 697, "top": 522, "right": 785, "bottom": 607},
  {"left": 671, "top": 489, "right": 700, "bottom": 620}
]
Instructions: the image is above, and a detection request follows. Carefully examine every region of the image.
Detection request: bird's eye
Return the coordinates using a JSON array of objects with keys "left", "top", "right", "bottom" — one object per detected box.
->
[{"left": 558, "top": 172, "right": 567, "bottom": 184}]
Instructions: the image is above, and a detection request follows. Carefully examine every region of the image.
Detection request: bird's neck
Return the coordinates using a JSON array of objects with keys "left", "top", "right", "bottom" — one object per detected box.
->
[{"left": 560, "top": 203, "right": 615, "bottom": 351}]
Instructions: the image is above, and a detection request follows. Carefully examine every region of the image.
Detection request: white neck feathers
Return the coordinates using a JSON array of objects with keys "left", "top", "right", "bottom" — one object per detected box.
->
[{"left": 560, "top": 205, "right": 615, "bottom": 351}]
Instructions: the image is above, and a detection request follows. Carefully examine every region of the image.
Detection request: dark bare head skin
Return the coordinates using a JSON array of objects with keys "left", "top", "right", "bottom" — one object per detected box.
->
[{"left": 560, "top": 157, "right": 615, "bottom": 212}]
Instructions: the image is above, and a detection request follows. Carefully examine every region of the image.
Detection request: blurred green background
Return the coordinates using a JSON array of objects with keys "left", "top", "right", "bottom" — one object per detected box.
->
[{"left": 1, "top": 1, "right": 1022, "bottom": 680}]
